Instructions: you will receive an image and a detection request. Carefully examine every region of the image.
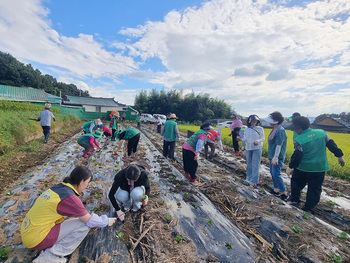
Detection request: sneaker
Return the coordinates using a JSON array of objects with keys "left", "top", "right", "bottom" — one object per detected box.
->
[
  {"left": 44, "top": 140, "right": 48, "bottom": 143},
  {"left": 33, "top": 251, "right": 67, "bottom": 263},
  {"left": 280, "top": 194, "right": 289, "bottom": 201},
  {"left": 290, "top": 201, "right": 300, "bottom": 207},
  {"left": 270, "top": 189, "right": 280, "bottom": 196}
]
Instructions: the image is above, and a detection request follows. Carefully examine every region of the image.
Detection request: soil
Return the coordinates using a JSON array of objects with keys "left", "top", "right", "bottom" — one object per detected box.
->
[{"left": 1, "top": 123, "right": 350, "bottom": 263}]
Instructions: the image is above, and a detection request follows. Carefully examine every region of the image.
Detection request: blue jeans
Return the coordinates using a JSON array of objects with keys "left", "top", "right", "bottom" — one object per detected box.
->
[
  {"left": 116, "top": 186, "right": 145, "bottom": 211},
  {"left": 269, "top": 159, "right": 286, "bottom": 192},
  {"left": 245, "top": 149, "right": 262, "bottom": 184}
]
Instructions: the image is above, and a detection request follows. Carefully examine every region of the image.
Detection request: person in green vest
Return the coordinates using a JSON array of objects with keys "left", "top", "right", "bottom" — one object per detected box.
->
[
  {"left": 286, "top": 116, "right": 345, "bottom": 212},
  {"left": 161, "top": 113, "right": 179, "bottom": 161},
  {"left": 109, "top": 111, "right": 120, "bottom": 141},
  {"left": 182, "top": 122, "right": 213, "bottom": 184},
  {"left": 77, "top": 131, "right": 102, "bottom": 157},
  {"left": 113, "top": 129, "right": 141, "bottom": 162},
  {"left": 82, "top": 119, "right": 103, "bottom": 134},
  {"left": 136, "top": 113, "right": 141, "bottom": 129}
]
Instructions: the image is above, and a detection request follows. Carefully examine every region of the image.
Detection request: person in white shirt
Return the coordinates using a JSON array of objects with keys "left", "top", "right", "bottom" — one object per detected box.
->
[
  {"left": 241, "top": 115, "right": 265, "bottom": 185},
  {"left": 154, "top": 116, "right": 162, "bottom": 133},
  {"left": 37, "top": 103, "right": 56, "bottom": 143}
]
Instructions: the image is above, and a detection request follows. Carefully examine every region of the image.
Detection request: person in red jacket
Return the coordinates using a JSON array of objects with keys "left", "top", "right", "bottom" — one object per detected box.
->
[{"left": 204, "top": 128, "right": 223, "bottom": 160}]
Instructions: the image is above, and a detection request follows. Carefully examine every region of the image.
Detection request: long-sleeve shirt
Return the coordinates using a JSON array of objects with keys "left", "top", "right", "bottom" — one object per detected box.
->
[
  {"left": 242, "top": 126, "right": 265, "bottom": 151},
  {"left": 38, "top": 110, "right": 55, "bottom": 126},
  {"left": 230, "top": 118, "right": 242, "bottom": 132}
]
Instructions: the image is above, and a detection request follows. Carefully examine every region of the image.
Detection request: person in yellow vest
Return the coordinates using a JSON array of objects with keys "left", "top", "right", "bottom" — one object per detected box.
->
[
  {"left": 21, "top": 166, "right": 117, "bottom": 263},
  {"left": 286, "top": 116, "right": 345, "bottom": 212}
]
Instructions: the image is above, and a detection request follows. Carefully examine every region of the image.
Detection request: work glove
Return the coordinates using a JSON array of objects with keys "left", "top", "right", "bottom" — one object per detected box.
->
[
  {"left": 271, "top": 157, "right": 279, "bottom": 166},
  {"left": 286, "top": 167, "right": 293, "bottom": 177},
  {"left": 108, "top": 218, "right": 117, "bottom": 226},
  {"left": 116, "top": 210, "right": 125, "bottom": 222},
  {"left": 338, "top": 157, "right": 345, "bottom": 167},
  {"left": 142, "top": 195, "right": 149, "bottom": 206}
]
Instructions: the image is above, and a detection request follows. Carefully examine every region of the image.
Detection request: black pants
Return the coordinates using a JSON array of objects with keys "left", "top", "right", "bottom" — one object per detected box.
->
[
  {"left": 182, "top": 148, "right": 197, "bottom": 179},
  {"left": 111, "top": 128, "right": 117, "bottom": 140},
  {"left": 290, "top": 169, "right": 325, "bottom": 210},
  {"left": 232, "top": 127, "right": 241, "bottom": 152},
  {"left": 163, "top": 141, "right": 176, "bottom": 159},
  {"left": 157, "top": 124, "right": 161, "bottom": 133},
  {"left": 204, "top": 141, "right": 215, "bottom": 159},
  {"left": 127, "top": 133, "right": 140, "bottom": 156},
  {"left": 42, "top": 126, "right": 51, "bottom": 141}
]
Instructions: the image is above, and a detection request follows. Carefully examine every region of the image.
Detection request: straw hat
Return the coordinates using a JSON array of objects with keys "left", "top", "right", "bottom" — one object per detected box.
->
[{"left": 168, "top": 113, "right": 178, "bottom": 119}]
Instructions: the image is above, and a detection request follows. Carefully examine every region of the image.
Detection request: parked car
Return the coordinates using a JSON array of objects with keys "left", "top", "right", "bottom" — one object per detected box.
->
[
  {"left": 153, "top": 114, "right": 167, "bottom": 124},
  {"left": 216, "top": 121, "right": 233, "bottom": 128},
  {"left": 141, "top": 113, "right": 155, "bottom": 123}
]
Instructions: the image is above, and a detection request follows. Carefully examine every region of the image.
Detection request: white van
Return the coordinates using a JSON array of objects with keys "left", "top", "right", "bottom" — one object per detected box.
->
[
  {"left": 141, "top": 113, "right": 155, "bottom": 123},
  {"left": 153, "top": 114, "right": 167, "bottom": 124}
]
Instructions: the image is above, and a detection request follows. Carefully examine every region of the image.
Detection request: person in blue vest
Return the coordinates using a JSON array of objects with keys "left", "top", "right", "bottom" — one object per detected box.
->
[
  {"left": 161, "top": 113, "right": 180, "bottom": 161},
  {"left": 113, "top": 129, "right": 141, "bottom": 162},
  {"left": 286, "top": 116, "right": 345, "bottom": 212},
  {"left": 37, "top": 103, "right": 56, "bottom": 143},
  {"left": 82, "top": 119, "right": 103, "bottom": 134},
  {"left": 182, "top": 122, "right": 213, "bottom": 183}
]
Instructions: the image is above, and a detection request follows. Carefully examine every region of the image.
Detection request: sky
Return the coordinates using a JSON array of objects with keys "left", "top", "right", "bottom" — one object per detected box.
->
[{"left": 0, "top": 0, "right": 350, "bottom": 118}]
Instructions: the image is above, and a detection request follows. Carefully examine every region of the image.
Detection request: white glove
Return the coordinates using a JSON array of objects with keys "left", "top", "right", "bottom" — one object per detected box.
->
[
  {"left": 271, "top": 157, "right": 279, "bottom": 166},
  {"left": 142, "top": 195, "right": 148, "bottom": 206},
  {"left": 286, "top": 167, "right": 293, "bottom": 177},
  {"left": 85, "top": 213, "right": 108, "bottom": 228},
  {"left": 116, "top": 210, "right": 125, "bottom": 222},
  {"left": 108, "top": 217, "right": 117, "bottom": 226},
  {"left": 338, "top": 157, "right": 345, "bottom": 167}
]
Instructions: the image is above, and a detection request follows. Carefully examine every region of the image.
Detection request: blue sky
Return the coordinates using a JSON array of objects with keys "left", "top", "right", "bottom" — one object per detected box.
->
[{"left": 0, "top": 0, "right": 350, "bottom": 117}]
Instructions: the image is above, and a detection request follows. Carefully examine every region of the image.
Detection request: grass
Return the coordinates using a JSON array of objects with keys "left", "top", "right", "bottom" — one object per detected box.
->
[{"left": 178, "top": 124, "right": 350, "bottom": 181}]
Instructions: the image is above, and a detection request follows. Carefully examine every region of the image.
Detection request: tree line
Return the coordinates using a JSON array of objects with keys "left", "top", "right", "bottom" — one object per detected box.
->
[
  {"left": 0, "top": 51, "right": 89, "bottom": 97},
  {"left": 134, "top": 89, "right": 233, "bottom": 123}
]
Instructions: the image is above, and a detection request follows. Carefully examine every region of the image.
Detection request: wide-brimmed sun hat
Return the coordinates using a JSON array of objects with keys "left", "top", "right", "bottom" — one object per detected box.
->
[
  {"left": 93, "top": 131, "right": 102, "bottom": 138},
  {"left": 264, "top": 115, "right": 279, "bottom": 124},
  {"left": 168, "top": 113, "right": 178, "bottom": 119}
]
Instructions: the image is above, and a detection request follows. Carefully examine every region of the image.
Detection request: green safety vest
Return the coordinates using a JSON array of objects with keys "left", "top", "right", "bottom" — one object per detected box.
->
[
  {"left": 77, "top": 133, "right": 93, "bottom": 144},
  {"left": 163, "top": 120, "right": 177, "bottom": 141},
  {"left": 294, "top": 129, "right": 329, "bottom": 172},
  {"left": 120, "top": 129, "right": 140, "bottom": 140},
  {"left": 185, "top": 129, "right": 207, "bottom": 149},
  {"left": 112, "top": 116, "right": 118, "bottom": 130},
  {"left": 82, "top": 121, "right": 94, "bottom": 133}
]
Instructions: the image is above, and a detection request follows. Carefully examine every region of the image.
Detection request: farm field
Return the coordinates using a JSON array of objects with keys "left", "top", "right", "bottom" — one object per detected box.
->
[
  {"left": 178, "top": 124, "right": 350, "bottom": 181},
  {"left": 0, "top": 122, "right": 350, "bottom": 262}
]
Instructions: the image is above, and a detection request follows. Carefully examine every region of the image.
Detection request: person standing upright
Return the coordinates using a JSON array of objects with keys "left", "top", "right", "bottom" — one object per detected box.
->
[
  {"left": 155, "top": 116, "right": 162, "bottom": 133},
  {"left": 229, "top": 112, "right": 242, "bottom": 156},
  {"left": 37, "top": 103, "right": 56, "bottom": 143},
  {"left": 286, "top": 116, "right": 345, "bottom": 212},
  {"left": 161, "top": 113, "right": 180, "bottom": 161},
  {"left": 265, "top": 111, "right": 288, "bottom": 200},
  {"left": 110, "top": 111, "right": 119, "bottom": 141}
]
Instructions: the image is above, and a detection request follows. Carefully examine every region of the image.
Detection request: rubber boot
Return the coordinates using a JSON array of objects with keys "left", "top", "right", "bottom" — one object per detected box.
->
[{"left": 83, "top": 150, "right": 89, "bottom": 157}]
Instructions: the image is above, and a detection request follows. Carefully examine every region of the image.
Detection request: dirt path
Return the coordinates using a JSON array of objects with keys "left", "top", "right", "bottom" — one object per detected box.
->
[{"left": 1, "top": 123, "right": 350, "bottom": 263}]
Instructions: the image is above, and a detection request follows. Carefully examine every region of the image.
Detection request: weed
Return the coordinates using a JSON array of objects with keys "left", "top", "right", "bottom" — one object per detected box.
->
[
  {"left": 292, "top": 226, "right": 301, "bottom": 233},
  {"left": 6, "top": 190, "right": 13, "bottom": 196},
  {"left": 0, "top": 247, "right": 11, "bottom": 258},
  {"left": 339, "top": 232, "right": 347, "bottom": 239},
  {"left": 264, "top": 211, "right": 271, "bottom": 216},
  {"left": 184, "top": 192, "right": 189, "bottom": 196},
  {"left": 116, "top": 232, "right": 124, "bottom": 239},
  {"left": 206, "top": 219, "right": 213, "bottom": 225},
  {"left": 225, "top": 243, "right": 232, "bottom": 249},
  {"left": 303, "top": 214, "right": 310, "bottom": 220},
  {"left": 330, "top": 254, "right": 342, "bottom": 263},
  {"left": 176, "top": 235, "right": 183, "bottom": 243},
  {"left": 328, "top": 200, "right": 336, "bottom": 205}
]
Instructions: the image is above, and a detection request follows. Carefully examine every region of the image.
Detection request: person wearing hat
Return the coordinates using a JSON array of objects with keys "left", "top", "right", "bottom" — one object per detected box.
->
[
  {"left": 109, "top": 111, "right": 120, "bottom": 141},
  {"left": 37, "top": 103, "right": 56, "bottom": 143},
  {"left": 204, "top": 128, "right": 223, "bottom": 160},
  {"left": 265, "top": 111, "right": 288, "bottom": 200},
  {"left": 161, "top": 113, "right": 180, "bottom": 161},
  {"left": 77, "top": 131, "right": 102, "bottom": 157},
  {"left": 82, "top": 119, "right": 103, "bottom": 134},
  {"left": 21, "top": 166, "right": 116, "bottom": 263},
  {"left": 113, "top": 128, "right": 141, "bottom": 161},
  {"left": 228, "top": 112, "right": 243, "bottom": 156},
  {"left": 286, "top": 116, "right": 345, "bottom": 211},
  {"left": 182, "top": 122, "right": 213, "bottom": 183},
  {"left": 108, "top": 161, "right": 151, "bottom": 221},
  {"left": 154, "top": 115, "right": 162, "bottom": 133},
  {"left": 242, "top": 115, "right": 265, "bottom": 185}
]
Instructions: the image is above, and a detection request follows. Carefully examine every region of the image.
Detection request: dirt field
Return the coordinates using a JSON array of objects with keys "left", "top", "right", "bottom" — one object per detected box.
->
[{"left": 0, "top": 123, "right": 350, "bottom": 263}]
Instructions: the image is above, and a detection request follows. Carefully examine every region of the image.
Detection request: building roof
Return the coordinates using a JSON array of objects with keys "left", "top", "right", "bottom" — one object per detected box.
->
[
  {"left": 62, "top": 95, "right": 126, "bottom": 107},
  {"left": 0, "top": 85, "right": 61, "bottom": 103},
  {"left": 312, "top": 117, "right": 350, "bottom": 132}
]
